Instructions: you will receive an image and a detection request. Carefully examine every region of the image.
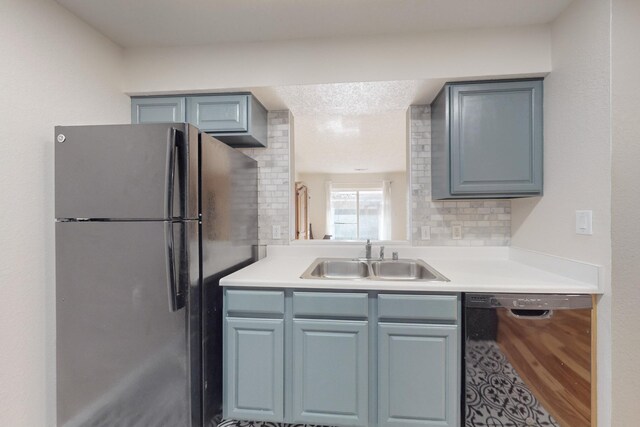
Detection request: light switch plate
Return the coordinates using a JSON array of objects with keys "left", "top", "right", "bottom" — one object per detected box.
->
[
  {"left": 575, "top": 210, "right": 593, "bottom": 235},
  {"left": 272, "top": 225, "right": 281, "bottom": 239},
  {"left": 421, "top": 226, "right": 431, "bottom": 240}
]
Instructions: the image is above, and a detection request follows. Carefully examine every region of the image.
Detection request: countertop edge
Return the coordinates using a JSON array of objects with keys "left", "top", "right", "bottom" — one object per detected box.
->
[
  {"left": 219, "top": 246, "right": 603, "bottom": 294},
  {"left": 220, "top": 277, "right": 601, "bottom": 294}
]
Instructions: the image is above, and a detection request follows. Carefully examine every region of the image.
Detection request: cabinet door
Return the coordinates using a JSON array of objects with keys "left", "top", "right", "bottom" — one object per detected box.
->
[
  {"left": 131, "top": 97, "right": 185, "bottom": 123},
  {"left": 292, "top": 319, "right": 368, "bottom": 426},
  {"left": 450, "top": 80, "right": 543, "bottom": 195},
  {"left": 378, "top": 323, "right": 459, "bottom": 427},
  {"left": 224, "top": 318, "right": 284, "bottom": 422},
  {"left": 187, "top": 95, "right": 249, "bottom": 132}
]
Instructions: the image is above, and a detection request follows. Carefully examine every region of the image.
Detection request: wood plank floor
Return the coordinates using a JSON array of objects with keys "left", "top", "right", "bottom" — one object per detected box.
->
[{"left": 497, "top": 308, "right": 592, "bottom": 427}]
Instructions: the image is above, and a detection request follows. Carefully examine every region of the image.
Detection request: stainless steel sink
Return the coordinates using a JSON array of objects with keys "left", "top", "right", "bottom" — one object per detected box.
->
[
  {"left": 370, "top": 260, "right": 449, "bottom": 281},
  {"left": 301, "top": 258, "right": 449, "bottom": 282},
  {"left": 304, "top": 259, "right": 370, "bottom": 279}
]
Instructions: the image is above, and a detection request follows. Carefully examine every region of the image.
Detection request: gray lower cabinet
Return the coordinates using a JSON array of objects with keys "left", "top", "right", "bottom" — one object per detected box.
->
[
  {"left": 130, "top": 97, "right": 186, "bottom": 123},
  {"left": 431, "top": 79, "right": 543, "bottom": 199},
  {"left": 222, "top": 290, "right": 460, "bottom": 427},
  {"left": 292, "top": 319, "right": 369, "bottom": 426},
  {"left": 378, "top": 323, "right": 459, "bottom": 427},
  {"left": 224, "top": 317, "right": 284, "bottom": 421}
]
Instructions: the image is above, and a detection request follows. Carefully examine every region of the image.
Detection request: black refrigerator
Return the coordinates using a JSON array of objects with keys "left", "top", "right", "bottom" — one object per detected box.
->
[{"left": 54, "top": 123, "right": 258, "bottom": 427}]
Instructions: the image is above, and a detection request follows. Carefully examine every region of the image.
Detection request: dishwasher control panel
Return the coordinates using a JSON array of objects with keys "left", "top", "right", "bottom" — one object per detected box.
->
[{"left": 465, "top": 293, "right": 592, "bottom": 310}]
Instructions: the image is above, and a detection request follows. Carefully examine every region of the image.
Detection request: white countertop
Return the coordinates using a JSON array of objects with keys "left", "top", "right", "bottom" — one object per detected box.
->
[{"left": 220, "top": 245, "right": 602, "bottom": 294}]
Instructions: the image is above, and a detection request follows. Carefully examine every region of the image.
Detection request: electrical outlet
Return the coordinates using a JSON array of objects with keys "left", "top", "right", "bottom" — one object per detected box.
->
[
  {"left": 452, "top": 223, "right": 463, "bottom": 240},
  {"left": 421, "top": 226, "right": 431, "bottom": 240},
  {"left": 272, "top": 225, "right": 281, "bottom": 240}
]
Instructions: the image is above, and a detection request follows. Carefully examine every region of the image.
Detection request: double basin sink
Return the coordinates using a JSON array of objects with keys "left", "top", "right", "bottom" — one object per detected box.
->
[{"left": 301, "top": 258, "right": 449, "bottom": 282}]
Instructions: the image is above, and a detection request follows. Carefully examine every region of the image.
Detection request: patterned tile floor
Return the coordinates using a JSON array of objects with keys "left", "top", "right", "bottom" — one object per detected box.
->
[
  {"left": 219, "top": 340, "right": 559, "bottom": 427},
  {"left": 465, "top": 340, "right": 559, "bottom": 427}
]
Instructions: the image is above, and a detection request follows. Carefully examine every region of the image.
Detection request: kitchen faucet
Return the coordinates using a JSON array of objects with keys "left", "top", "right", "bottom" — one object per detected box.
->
[{"left": 364, "top": 240, "right": 385, "bottom": 260}]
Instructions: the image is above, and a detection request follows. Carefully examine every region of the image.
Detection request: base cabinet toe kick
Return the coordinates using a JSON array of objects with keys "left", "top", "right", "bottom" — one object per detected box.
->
[{"left": 222, "top": 289, "right": 461, "bottom": 427}]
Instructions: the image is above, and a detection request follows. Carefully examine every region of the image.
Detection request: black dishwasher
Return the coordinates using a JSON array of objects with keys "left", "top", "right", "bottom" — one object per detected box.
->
[{"left": 463, "top": 293, "right": 593, "bottom": 427}]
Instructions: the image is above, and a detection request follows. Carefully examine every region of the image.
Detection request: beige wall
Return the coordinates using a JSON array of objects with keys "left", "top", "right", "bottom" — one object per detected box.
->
[
  {"left": 510, "top": 1, "right": 612, "bottom": 424},
  {"left": 297, "top": 172, "right": 408, "bottom": 240},
  {"left": 611, "top": 0, "right": 640, "bottom": 424},
  {"left": 0, "top": 0, "right": 130, "bottom": 425},
  {"left": 511, "top": 0, "right": 611, "bottom": 266},
  {"left": 123, "top": 26, "right": 551, "bottom": 94}
]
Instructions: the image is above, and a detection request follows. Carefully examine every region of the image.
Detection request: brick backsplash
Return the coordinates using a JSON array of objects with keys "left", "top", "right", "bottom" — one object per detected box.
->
[
  {"left": 239, "top": 110, "right": 292, "bottom": 246},
  {"left": 241, "top": 106, "right": 510, "bottom": 246},
  {"left": 409, "top": 105, "right": 511, "bottom": 246}
]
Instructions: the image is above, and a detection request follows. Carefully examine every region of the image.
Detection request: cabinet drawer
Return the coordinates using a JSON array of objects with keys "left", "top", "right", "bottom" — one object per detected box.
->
[
  {"left": 293, "top": 292, "right": 368, "bottom": 319},
  {"left": 225, "top": 289, "right": 284, "bottom": 316},
  {"left": 378, "top": 294, "right": 458, "bottom": 322}
]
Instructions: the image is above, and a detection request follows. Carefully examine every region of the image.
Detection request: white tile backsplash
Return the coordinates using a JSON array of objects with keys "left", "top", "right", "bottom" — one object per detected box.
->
[{"left": 239, "top": 110, "right": 292, "bottom": 246}]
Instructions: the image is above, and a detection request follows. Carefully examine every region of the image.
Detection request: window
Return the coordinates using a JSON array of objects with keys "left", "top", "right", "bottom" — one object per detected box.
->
[{"left": 329, "top": 188, "right": 384, "bottom": 240}]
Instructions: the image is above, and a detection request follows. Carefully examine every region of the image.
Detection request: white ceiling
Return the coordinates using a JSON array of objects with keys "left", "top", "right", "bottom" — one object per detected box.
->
[
  {"left": 55, "top": 0, "right": 572, "bottom": 48},
  {"left": 295, "top": 112, "right": 407, "bottom": 175}
]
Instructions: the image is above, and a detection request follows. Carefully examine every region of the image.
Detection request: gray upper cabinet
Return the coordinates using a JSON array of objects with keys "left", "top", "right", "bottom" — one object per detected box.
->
[
  {"left": 131, "top": 97, "right": 185, "bottom": 124},
  {"left": 431, "top": 79, "right": 543, "bottom": 199},
  {"left": 187, "top": 95, "right": 249, "bottom": 132},
  {"left": 132, "top": 93, "right": 268, "bottom": 147}
]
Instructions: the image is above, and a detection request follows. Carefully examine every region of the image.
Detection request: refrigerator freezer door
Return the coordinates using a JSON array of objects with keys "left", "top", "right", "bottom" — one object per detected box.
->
[
  {"left": 56, "top": 220, "right": 200, "bottom": 427},
  {"left": 55, "top": 123, "right": 199, "bottom": 220}
]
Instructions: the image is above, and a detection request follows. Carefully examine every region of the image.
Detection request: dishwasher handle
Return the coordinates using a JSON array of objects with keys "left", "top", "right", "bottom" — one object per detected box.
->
[{"left": 508, "top": 309, "right": 552, "bottom": 320}]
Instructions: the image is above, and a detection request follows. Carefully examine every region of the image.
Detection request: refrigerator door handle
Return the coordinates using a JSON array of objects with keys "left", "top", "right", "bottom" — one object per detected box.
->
[
  {"left": 165, "top": 128, "right": 178, "bottom": 220},
  {"left": 164, "top": 221, "right": 185, "bottom": 312}
]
